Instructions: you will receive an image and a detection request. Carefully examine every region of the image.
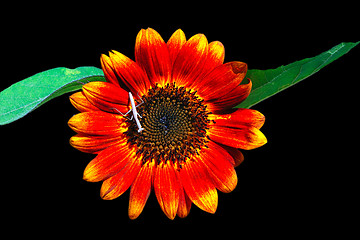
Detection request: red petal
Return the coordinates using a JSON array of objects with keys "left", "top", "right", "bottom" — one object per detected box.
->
[
  {"left": 177, "top": 187, "right": 192, "bottom": 218},
  {"left": 100, "top": 157, "right": 142, "bottom": 200},
  {"left": 135, "top": 28, "right": 171, "bottom": 87},
  {"left": 167, "top": 29, "right": 186, "bottom": 66},
  {"left": 69, "top": 92, "right": 100, "bottom": 112},
  {"left": 128, "top": 161, "right": 156, "bottom": 220},
  {"left": 209, "top": 108, "right": 265, "bottom": 129},
  {"left": 154, "top": 161, "right": 180, "bottom": 220},
  {"left": 190, "top": 41, "right": 225, "bottom": 90},
  {"left": 82, "top": 82, "right": 130, "bottom": 114},
  {"left": 70, "top": 134, "right": 124, "bottom": 154},
  {"left": 220, "top": 144, "right": 245, "bottom": 167},
  {"left": 100, "top": 54, "right": 121, "bottom": 87},
  {"left": 83, "top": 142, "right": 133, "bottom": 182},
  {"left": 154, "top": 161, "right": 180, "bottom": 219},
  {"left": 179, "top": 158, "right": 218, "bottom": 214},
  {"left": 197, "top": 62, "right": 247, "bottom": 100},
  {"left": 208, "top": 125, "right": 267, "bottom": 150},
  {"left": 68, "top": 111, "right": 126, "bottom": 136},
  {"left": 197, "top": 141, "right": 237, "bottom": 193},
  {"left": 83, "top": 82, "right": 128, "bottom": 104},
  {"left": 107, "top": 50, "right": 151, "bottom": 96},
  {"left": 172, "top": 34, "right": 208, "bottom": 87},
  {"left": 206, "top": 79, "right": 252, "bottom": 114}
]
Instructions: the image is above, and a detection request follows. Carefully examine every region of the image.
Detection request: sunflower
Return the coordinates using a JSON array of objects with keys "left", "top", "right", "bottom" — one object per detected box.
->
[{"left": 68, "top": 28, "right": 267, "bottom": 220}]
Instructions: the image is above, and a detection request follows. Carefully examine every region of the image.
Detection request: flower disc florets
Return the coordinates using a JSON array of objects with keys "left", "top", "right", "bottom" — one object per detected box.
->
[{"left": 125, "top": 83, "right": 210, "bottom": 167}]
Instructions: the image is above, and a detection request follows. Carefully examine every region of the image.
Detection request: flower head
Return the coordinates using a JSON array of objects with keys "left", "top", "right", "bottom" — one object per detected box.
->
[{"left": 68, "top": 28, "right": 267, "bottom": 219}]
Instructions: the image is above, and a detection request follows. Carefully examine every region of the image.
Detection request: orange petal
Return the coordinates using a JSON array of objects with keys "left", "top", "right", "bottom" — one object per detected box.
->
[
  {"left": 206, "top": 79, "right": 252, "bottom": 114},
  {"left": 70, "top": 134, "right": 124, "bottom": 154},
  {"left": 68, "top": 111, "right": 126, "bottom": 136},
  {"left": 107, "top": 50, "right": 151, "bottom": 96},
  {"left": 135, "top": 28, "right": 171, "bottom": 87},
  {"left": 197, "top": 62, "right": 247, "bottom": 100},
  {"left": 179, "top": 158, "right": 218, "bottom": 214},
  {"left": 208, "top": 41, "right": 225, "bottom": 65},
  {"left": 167, "top": 29, "right": 186, "bottom": 66},
  {"left": 209, "top": 108, "right": 265, "bottom": 130},
  {"left": 100, "top": 157, "right": 142, "bottom": 200},
  {"left": 197, "top": 141, "right": 238, "bottom": 193},
  {"left": 128, "top": 161, "right": 156, "bottom": 220},
  {"left": 69, "top": 92, "right": 100, "bottom": 112},
  {"left": 208, "top": 125, "right": 267, "bottom": 150},
  {"left": 82, "top": 82, "right": 130, "bottom": 114},
  {"left": 172, "top": 34, "right": 209, "bottom": 87},
  {"left": 154, "top": 161, "right": 180, "bottom": 220},
  {"left": 100, "top": 54, "right": 121, "bottom": 87},
  {"left": 83, "top": 142, "right": 135, "bottom": 182}
]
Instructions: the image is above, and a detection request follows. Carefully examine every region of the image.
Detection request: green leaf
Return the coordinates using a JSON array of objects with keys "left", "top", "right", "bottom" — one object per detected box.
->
[
  {"left": 237, "top": 41, "right": 359, "bottom": 109},
  {"left": 0, "top": 67, "right": 105, "bottom": 125}
]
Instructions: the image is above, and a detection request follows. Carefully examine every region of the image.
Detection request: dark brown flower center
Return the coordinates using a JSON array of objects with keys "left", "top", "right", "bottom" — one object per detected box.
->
[{"left": 124, "top": 83, "right": 211, "bottom": 167}]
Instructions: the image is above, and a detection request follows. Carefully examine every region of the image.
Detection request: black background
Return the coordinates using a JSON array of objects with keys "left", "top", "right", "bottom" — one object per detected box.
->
[{"left": 1, "top": 8, "right": 358, "bottom": 237}]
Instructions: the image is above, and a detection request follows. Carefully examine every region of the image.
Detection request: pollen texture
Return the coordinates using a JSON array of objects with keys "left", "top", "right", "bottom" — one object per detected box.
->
[{"left": 125, "top": 83, "right": 210, "bottom": 167}]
